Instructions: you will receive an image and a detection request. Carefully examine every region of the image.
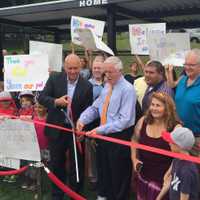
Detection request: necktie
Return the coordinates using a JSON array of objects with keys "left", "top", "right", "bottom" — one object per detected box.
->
[{"left": 100, "top": 85, "right": 112, "bottom": 125}]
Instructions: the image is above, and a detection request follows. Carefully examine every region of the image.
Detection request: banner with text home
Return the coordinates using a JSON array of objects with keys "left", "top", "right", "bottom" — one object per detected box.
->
[
  {"left": 129, "top": 23, "right": 166, "bottom": 55},
  {"left": 4, "top": 54, "right": 49, "bottom": 92},
  {"left": 71, "top": 16, "right": 105, "bottom": 46}
]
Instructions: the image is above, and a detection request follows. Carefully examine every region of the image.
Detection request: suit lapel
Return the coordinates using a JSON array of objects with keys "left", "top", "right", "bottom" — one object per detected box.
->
[
  {"left": 60, "top": 72, "right": 68, "bottom": 96},
  {"left": 72, "top": 76, "right": 82, "bottom": 105}
]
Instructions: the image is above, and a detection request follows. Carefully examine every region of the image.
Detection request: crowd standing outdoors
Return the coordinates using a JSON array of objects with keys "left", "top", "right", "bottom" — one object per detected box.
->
[{"left": 0, "top": 47, "right": 200, "bottom": 200}]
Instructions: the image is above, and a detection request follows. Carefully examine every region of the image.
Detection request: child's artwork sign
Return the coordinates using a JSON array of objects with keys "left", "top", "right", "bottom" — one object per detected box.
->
[
  {"left": 129, "top": 23, "right": 166, "bottom": 55},
  {"left": 148, "top": 33, "right": 190, "bottom": 66},
  {"left": 4, "top": 54, "right": 49, "bottom": 92},
  {"left": 0, "top": 119, "right": 41, "bottom": 162},
  {"left": 71, "top": 16, "right": 105, "bottom": 45}
]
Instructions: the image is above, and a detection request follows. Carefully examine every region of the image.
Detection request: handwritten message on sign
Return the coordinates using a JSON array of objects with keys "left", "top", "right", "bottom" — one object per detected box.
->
[
  {"left": 0, "top": 119, "right": 41, "bottom": 162},
  {"left": 4, "top": 54, "right": 49, "bottom": 92},
  {"left": 0, "top": 155, "right": 20, "bottom": 169}
]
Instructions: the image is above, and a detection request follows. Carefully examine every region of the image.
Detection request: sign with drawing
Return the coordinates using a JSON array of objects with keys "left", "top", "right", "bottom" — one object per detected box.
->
[
  {"left": 71, "top": 16, "right": 105, "bottom": 45},
  {"left": 129, "top": 23, "right": 166, "bottom": 55},
  {"left": 4, "top": 54, "right": 49, "bottom": 91},
  {"left": 148, "top": 33, "right": 190, "bottom": 66}
]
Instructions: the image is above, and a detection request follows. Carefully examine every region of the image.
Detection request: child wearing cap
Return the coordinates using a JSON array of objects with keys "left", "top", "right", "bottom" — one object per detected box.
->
[
  {"left": 18, "top": 91, "right": 35, "bottom": 117},
  {"left": 156, "top": 127, "right": 200, "bottom": 200}
]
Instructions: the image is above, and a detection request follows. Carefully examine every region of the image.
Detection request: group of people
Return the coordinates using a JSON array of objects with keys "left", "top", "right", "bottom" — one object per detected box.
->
[
  {"left": 1, "top": 47, "right": 200, "bottom": 200},
  {"left": 0, "top": 89, "right": 48, "bottom": 190}
]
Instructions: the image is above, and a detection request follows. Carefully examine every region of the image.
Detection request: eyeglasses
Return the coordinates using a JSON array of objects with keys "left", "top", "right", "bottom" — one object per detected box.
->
[{"left": 184, "top": 63, "right": 200, "bottom": 67}]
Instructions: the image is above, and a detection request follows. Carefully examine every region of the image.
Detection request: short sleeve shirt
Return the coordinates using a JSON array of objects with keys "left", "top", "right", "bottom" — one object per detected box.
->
[{"left": 170, "top": 159, "right": 199, "bottom": 200}]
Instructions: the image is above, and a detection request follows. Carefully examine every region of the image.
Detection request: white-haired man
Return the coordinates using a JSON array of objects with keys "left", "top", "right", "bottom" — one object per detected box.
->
[
  {"left": 77, "top": 56, "right": 136, "bottom": 200},
  {"left": 175, "top": 49, "right": 200, "bottom": 154}
]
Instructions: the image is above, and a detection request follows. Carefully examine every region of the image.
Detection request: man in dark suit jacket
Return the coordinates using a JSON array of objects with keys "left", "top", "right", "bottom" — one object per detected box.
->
[{"left": 38, "top": 54, "right": 93, "bottom": 200}]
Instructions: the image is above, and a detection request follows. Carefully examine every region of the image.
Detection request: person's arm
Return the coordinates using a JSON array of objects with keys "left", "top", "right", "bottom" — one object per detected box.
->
[
  {"left": 86, "top": 50, "right": 93, "bottom": 70},
  {"left": 165, "top": 64, "right": 181, "bottom": 88},
  {"left": 71, "top": 42, "right": 75, "bottom": 54},
  {"left": 78, "top": 95, "right": 101, "bottom": 127},
  {"left": 156, "top": 174, "right": 171, "bottom": 200},
  {"left": 135, "top": 55, "right": 145, "bottom": 72},
  {"left": 131, "top": 116, "right": 144, "bottom": 171},
  {"left": 180, "top": 193, "right": 189, "bottom": 200}
]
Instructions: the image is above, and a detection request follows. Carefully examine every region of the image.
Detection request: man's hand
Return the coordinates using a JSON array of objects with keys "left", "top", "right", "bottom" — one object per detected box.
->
[
  {"left": 86, "top": 129, "right": 97, "bottom": 136},
  {"left": 76, "top": 120, "right": 85, "bottom": 141},
  {"left": 76, "top": 120, "right": 85, "bottom": 132},
  {"left": 54, "top": 95, "right": 69, "bottom": 107}
]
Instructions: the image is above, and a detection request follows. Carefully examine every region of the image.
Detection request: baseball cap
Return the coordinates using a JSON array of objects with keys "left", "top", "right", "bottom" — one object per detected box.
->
[
  {"left": 19, "top": 91, "right": 34, "bottom": 98},
  {"left": 162, "top": 127, "right": 195, "bottom": 150},
  {"left": 0, "top": 91, "right": 12, "bottom": 100}
]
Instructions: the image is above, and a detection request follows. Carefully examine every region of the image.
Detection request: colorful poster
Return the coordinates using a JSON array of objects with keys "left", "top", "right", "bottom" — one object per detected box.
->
[
  {"left": 0, "top": 119, "right": 41, "bottom": 162},
  {"left": 29, "top": 40, "right": 63, "bottom": 72},
  {"left": 4, "top": 54, "right": 49, "bottom": 92},
  {"left": 71, "top": 16, "right": 105, "bottom": 45},
  {"left": 129, "top": 23, "right": 166, "bottom": 55},
  {"left": 148, "top": 33, "right": 190, "bottom": 66},
  {"left": 76, "top": 28, "right": 114, "bottom": 55}
]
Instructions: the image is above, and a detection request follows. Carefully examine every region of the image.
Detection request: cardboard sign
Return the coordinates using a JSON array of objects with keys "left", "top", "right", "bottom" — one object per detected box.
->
[
  {"left": 148, "top": 33, "right": 190, "bottom": 66},
  {"left": 0, "top": 156, "right": 20, "bottom": 169},
  {"left": 0, "top": 119, "right": 41, "bottom": 162},
  {"left": 71, "top": 16, "right": 105, "bottom": 45},
  {"left": 129, "top": 23, "right": 166, "bottom": 55},
  {"left": 4, "top": 54, "right": 49, "bottom": 92},
  {"left": 76, "top": 28, "right": 114, "bottom": 55},
  {"left": 29, "top": 40, "right": 63, "bottom": 72}
]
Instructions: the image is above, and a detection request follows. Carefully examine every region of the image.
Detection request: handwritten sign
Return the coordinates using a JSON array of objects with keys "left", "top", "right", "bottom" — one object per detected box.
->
[
  {"left": 0, "top": 119, "right": 41, "bottom": 161},
  {"left": 129, "top": 23, "right": 166, "bottom": 55},
  {"left": 76, "top": 28, "right": 114, "bottom": 55},
  {"left": 0, "top": 156, "right": 20, "bottom": 169},
  {"left": 71, "top": 16, "right": 105, "bottom": 45},
  {"left": 29, "top": 40, "right": 63, "bottom": 72},
  {"left": 148, "top": 33, "right": 190, "bottom": 66},
  {"left": 4, "top": 54, "right": 49, "bottom": 92}
]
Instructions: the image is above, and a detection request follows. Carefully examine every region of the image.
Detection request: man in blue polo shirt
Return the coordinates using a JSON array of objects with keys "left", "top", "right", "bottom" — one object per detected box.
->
[{"left": 175, "top": 49, "right": 200, "bottom": 154}]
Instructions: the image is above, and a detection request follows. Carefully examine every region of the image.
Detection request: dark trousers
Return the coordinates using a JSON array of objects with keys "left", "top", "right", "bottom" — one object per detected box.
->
[
  {"left": 48, "top": 131, "right": 84, "bottom": 200},
  {"left": 97, "top": 126, "right": 133, "bottom": 200}
]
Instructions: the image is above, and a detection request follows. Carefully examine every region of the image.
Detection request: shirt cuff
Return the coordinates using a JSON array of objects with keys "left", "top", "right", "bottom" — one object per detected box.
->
[{"left": 96, "top": 126, "right": 107, "bottom": 135}]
